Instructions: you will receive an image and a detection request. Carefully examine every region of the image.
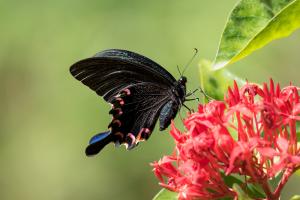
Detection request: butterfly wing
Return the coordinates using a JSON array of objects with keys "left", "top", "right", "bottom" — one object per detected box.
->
[
  {"left": 70, "top": 49, "right": 176, "bottom": 102},
  {"left": 107, "top": 83, "right": 172, "bottom": 149},
  {"left": 85, "top": 131, "right": 113, "bottom": 156},
  {"left": 70, "top": 49, "right": 178, "bottom": 152}
]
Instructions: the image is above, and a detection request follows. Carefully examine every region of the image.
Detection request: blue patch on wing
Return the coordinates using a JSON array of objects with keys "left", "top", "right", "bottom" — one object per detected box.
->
[{"left": 89, "top": 131, "right": 111, "bottom": 144}]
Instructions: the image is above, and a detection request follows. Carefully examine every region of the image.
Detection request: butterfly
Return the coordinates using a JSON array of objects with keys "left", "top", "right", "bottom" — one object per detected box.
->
[{"left": 70, "top": 49, "right": 197, "bottom": 156}]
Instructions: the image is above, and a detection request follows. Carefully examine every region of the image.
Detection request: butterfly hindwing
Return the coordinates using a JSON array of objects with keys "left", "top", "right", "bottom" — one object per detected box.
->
[
  {"left": 108, "top": 83, "right": 171, "bottom": 149},
  {"left": 86, "top": 131, "right": 113, "bottom": 156}
]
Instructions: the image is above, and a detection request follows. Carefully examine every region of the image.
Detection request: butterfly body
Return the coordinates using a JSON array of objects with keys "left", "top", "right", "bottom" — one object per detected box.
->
[{"left": 70, "top": 49, "right": 187, "bottom": 156}]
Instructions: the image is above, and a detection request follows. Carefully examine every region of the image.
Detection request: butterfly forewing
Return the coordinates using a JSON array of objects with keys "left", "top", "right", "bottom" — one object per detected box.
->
[
  {"left": 94, "top": 49, "right": 176, "bottom": 84},
  {"left": 70, "top": 49, "right": 176, "bottom": 101}
]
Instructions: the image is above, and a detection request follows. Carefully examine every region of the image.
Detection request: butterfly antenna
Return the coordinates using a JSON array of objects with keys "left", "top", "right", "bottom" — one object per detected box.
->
[
  {"left": 182, "top": 48, "right": 198, "bottom": 75},
  {"left": 176, "top": 65, "right": 182, "bottom": 76}
]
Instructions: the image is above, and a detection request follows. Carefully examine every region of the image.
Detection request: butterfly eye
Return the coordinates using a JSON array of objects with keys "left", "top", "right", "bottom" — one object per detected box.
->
[{"left": 180, "top": 76, "right": 187, "bottom": 84}]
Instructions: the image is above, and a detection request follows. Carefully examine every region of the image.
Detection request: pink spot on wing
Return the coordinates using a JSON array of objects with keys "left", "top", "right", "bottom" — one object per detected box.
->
[
  {"left": 136, "top": 128, "right": 145, "bottom": 142},
  {"left": 114, "top": 108, "right": 122, "bottom": 116},
  {"left": 115, "top": 132, "right": 124, "bottom": 140},
  {"left": 116, "top": 98, "right": 124, "bottom": 105},
  {"left": 123, "top": 88, "right": 131, "bottom": 95},
  {"left": 136, "top": 128, "right": 152, "bottom": 142},
  {"left": 112, "top": 119, "right": 121, "bottom": 127},
  {"left": 127, "top": 133, "right": 136, "bottom": 144}
]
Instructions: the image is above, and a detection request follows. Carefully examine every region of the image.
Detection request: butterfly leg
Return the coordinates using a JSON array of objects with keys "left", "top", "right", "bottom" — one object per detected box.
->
[
  {"left": 185, "top": 88, "right": 200, "bottom": 102},
  {"left": 182, "top": 103, "right": 194, "bottom": 113},
  {"left": 187, "top": 87, "right": 214, "bottom": 101},
  {"left": 185, "top": 97, "right": 199, "bottom": 101},
  {"left": 186, "top": 88, "right": 199, "bottom": 96}
]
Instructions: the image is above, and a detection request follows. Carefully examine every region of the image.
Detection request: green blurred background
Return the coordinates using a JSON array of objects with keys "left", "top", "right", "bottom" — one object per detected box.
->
[{"left": 1, "top": 0, "right": 300, "bottom": 199}]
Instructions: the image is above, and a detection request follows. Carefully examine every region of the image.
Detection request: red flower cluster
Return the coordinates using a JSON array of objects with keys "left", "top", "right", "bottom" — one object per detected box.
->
[{"left": 152, "top": 80, "right": 300, "bottom": 200}]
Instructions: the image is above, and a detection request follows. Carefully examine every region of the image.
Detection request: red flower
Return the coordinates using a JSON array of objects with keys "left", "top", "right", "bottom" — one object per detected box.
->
[{"left": 152, "top": 80, "right": 300, "bottom": 200}]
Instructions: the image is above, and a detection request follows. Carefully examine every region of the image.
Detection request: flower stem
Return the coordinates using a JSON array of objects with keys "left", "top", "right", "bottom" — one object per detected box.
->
[
  {"left": 273, "top": 168, "right": 295, "bottom": 199},
  {"left": 260, "top": 179, "right": 276, "bottom": 200}
]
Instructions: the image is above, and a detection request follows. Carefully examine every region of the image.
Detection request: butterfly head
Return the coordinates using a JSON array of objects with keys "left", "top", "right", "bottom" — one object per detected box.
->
[
  {"left": 178, "top": 76, "right": 187, "bottom": 85},
  {"left": 173, "top": 76, "right": 187, "bottom": 102}
]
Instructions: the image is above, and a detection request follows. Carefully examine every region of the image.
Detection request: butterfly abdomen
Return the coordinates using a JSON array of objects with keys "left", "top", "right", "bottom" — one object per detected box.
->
[{"left": 159, "top": 100, "right": 179, "bottom": 131}]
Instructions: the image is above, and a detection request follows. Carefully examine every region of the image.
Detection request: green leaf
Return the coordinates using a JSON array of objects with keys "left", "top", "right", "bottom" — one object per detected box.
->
[
  {"left": 269, "top": 172, "right": 283, "bottom": 190},
  {"left": 290, "top": 195, "right": 300, "bottom": 200},
  {"left": 214, "top": 0, "right": 300, "bottom": 69},
  {"left": 233, "top": 183, "right": 254, "bottom": 200},
  {"left": 296, "top": 121, "right": 300, "bottom": 142},
  {"left": 247, "top": 183, "right": 266, "bottom": 199},
  {"left": 223, "top": 173, "right": 244, "bottom": 186},
  {"left": 199, "top": 59, "right": 245, "bottom": 101},
  {"left": 222, "top": 173, "right": 265, "bottom": 198},
  {"left": 153, "top": 189, "right": 177, "bottom": 200}
]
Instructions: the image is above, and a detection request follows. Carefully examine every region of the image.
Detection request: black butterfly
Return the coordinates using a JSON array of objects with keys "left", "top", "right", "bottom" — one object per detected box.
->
[{"left": 70, "top": 49, "right": 195, "bottom": 156}]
